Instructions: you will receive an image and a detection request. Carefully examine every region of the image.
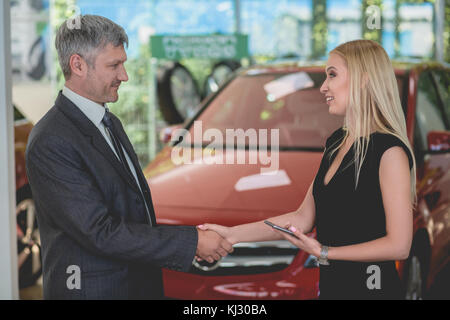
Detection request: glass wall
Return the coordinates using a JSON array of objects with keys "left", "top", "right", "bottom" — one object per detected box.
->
[
  {"left": 73, "top": 0, "right": 440, "bottom": 60},
  {"left": 326, "top": 0, "right": 362, "bottom": 53},
  {"left": 11, "top": 0, "right": 444, "bottom": 166},
  {"left": 382, "top": 0, "right": 434, "bottom": 58},
  {"left": 241, "top": 0, "right": 312, "bottom": 58}
]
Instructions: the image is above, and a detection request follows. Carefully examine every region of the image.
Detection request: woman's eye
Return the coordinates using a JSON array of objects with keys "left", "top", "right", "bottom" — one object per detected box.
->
[{"left": 328, "top": 72, "right": 336, "bottom": 78}]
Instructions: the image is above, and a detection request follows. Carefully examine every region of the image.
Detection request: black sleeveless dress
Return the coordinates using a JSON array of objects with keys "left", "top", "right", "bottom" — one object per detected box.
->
[{"left": 312, "top": 127, "right": 413, "bottom": 300}]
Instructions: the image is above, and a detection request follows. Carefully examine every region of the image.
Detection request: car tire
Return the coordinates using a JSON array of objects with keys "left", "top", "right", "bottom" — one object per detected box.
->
[
  {"left": 202, "top": 60, "right": 241, "bottom": 99},
  {"left": 404, "top": 235, "right": 430, "bottom": 300},
  {"left": 157, "top": 62, "right": 201, "bottom": 125},
  {"left": 16, "top": 185, "right": 42, "bottom": 289},
  {"left": 426, "top": 263, "right": 450, "bottom": 300},
  {"left": 26, "top": 36, "right": 46, "bottom": 81}
]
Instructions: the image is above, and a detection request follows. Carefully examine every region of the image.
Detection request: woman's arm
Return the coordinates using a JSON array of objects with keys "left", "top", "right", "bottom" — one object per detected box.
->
[
  {"left": 198, "top": 180, "right": 316, "bottom": 245},
  {"left": 329, "top": 146, "right": 413, "bottom": 261},
  {"left": 275, "top": 146, "right": 413, "bottom": 262}
]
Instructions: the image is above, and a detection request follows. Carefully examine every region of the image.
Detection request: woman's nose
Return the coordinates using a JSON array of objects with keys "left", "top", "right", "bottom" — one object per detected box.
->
[{"left": 320, "top": 79, "right": 328, "bottom": 94}]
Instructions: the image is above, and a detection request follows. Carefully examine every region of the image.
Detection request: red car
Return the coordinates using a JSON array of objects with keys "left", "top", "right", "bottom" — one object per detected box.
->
[
  {"left": 14, "top": 108, "right": 42, "bottom": 289},
  {"left": 144, "top": 61, "right": 450, "bottom": 300}
]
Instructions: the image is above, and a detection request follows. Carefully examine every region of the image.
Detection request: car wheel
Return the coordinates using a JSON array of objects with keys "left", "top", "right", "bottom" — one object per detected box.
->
[
  {"left": 26, "top": 36, "right": 46, "bottom": 81},
  {"left": 157, "top": 62, "right": 201, "bottom": 124},
  {"left": 203, "top": 60, "right": 241, "bottom": 98},
  {"left": 426, "top": 263, "right": 450, "bottom": 299},
  {"left": 404, "top": 255, "right": 424, "bottom": 300},
  {"left": 16, "top": 185, "right": 42, "bottom": 289}
]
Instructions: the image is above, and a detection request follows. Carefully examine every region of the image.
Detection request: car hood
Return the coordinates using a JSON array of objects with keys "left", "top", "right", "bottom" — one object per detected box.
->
[{"left": 143, "top": 146, "right": 323, "bottom": 225}]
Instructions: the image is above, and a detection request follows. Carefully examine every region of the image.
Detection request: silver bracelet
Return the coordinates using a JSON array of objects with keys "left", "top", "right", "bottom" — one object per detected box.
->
[{"left": 318, "top": 245, "right": 330, "bottom": 265}]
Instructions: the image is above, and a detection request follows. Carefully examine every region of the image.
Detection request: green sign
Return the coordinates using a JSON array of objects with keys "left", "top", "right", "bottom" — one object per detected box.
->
[{"left": 150, "top": 34, "right": 249, "bottom": 60}]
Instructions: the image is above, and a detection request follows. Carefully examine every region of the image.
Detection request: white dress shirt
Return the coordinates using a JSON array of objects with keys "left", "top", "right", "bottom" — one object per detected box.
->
[{"left": 62, "top": 86, "right": 151, "bottom": 220}]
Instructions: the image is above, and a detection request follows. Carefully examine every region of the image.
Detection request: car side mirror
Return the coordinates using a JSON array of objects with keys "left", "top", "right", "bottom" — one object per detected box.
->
[
  {"left": 427, "top": 131, "right": 450, "bottom": 152},
  {"left": 159, "top": 124, "right": 183, "bottom": 144}
]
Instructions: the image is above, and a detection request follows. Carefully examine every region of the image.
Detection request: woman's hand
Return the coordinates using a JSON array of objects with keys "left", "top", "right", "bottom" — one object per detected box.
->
[
  {"left": 273, "top": 223, "right": 322, "bottom": 258},
  {"left": 196, "top": 224, "right": 236, "bottom": 262},
  {"left": 197, "top": 223, "right": 237, "bottom": 245}
]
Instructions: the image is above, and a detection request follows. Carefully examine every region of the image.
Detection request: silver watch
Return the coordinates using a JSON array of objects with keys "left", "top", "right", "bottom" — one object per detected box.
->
[{"left": 318, "top": 245, "right": 330, "bottom": 265}]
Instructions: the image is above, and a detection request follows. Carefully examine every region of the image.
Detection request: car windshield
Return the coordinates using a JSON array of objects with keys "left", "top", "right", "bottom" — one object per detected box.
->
[
  {"left": 187, "top": 70, "right": 406, "bottom": 149},
  {"left": 189, "top": 71, "right": 343, "bottom": 149}
]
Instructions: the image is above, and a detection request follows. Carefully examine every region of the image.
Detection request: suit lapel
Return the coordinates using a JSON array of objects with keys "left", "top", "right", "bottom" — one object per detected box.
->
[
  {"left": 55, "top": 92, "right": 140, "bottom": 192},
  {"left": 111, "top": 115, "right": 141, "bottom": 173},
  {"left": 112, "top": 117, "right": 149, "bottom": 192},
  {"left": 91, "top": 134, "right": 140, "bottom": 192},
  {"left": 111, "top": 115, "right": 157, "bottom": 226}
]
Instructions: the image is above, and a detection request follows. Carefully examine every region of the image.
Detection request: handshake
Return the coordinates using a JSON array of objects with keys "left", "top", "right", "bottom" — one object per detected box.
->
[{"left": 195, "top": 224, "right": 234, "bottom": 263}]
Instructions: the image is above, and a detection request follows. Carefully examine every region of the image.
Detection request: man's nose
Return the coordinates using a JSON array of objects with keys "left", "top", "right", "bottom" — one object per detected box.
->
[{"left": 119, "top": 65, "right": 128, "bottom": 82}]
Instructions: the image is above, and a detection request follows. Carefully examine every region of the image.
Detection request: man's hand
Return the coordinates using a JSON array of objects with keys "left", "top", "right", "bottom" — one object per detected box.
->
[
  {"left": 196, "top": 230, "right": 234, "bottom": 263},
  {"left": 197, "top": 224, "right": 236, "bottom": 245}
]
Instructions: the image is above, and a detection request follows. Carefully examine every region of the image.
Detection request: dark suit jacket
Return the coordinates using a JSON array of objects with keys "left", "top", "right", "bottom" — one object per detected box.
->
[{"left": 25, "top": 92, "right": 198, "bottom": 299}]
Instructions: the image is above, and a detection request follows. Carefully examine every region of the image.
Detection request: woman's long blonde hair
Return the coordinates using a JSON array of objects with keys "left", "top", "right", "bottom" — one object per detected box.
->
[{"left": 329, "top": 39, "right": 416, "bottom": 205}]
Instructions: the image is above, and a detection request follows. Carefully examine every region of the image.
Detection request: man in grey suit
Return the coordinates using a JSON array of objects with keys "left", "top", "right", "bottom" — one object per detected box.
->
[{"left": 25, "top": 15, "right": 232, "bottom": 299}]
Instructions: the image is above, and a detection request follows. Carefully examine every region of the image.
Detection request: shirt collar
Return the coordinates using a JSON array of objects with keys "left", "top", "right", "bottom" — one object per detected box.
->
[{"left": 62, "top": 86, "right": 107, "bottom": 127}]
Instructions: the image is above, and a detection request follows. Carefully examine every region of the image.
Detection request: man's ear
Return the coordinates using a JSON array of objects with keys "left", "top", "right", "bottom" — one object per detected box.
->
[{"left": 69, "top": 54, "right": 87, "bottom": 78}]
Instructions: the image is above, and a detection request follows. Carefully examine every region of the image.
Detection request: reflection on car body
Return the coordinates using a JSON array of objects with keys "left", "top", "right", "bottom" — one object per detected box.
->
[{"left": 144, "top": 61, "right": 449, "bottom": 300}]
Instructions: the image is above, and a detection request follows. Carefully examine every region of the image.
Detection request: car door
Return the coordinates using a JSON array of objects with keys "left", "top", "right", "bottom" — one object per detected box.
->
[{"left": 412, "top": 68, "right": 450, "bottom": 298}]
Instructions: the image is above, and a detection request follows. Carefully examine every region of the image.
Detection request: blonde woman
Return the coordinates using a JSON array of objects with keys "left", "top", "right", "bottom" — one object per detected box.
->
[{"left": 198, "top": 40, "right": 416, "bottom": 300}]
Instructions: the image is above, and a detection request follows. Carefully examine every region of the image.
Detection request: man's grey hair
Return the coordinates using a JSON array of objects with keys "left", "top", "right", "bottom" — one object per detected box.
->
[{"left": 55, "top": 15, "right": 129, "bottom": 79}]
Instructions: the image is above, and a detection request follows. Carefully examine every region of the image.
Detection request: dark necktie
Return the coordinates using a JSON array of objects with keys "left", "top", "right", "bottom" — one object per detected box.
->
[
  {"left": 102, "top": 107, "right": 135, "bottom": 181},
  {"left": 102, "top": 108, "right": 155, "bottom": 226}
]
